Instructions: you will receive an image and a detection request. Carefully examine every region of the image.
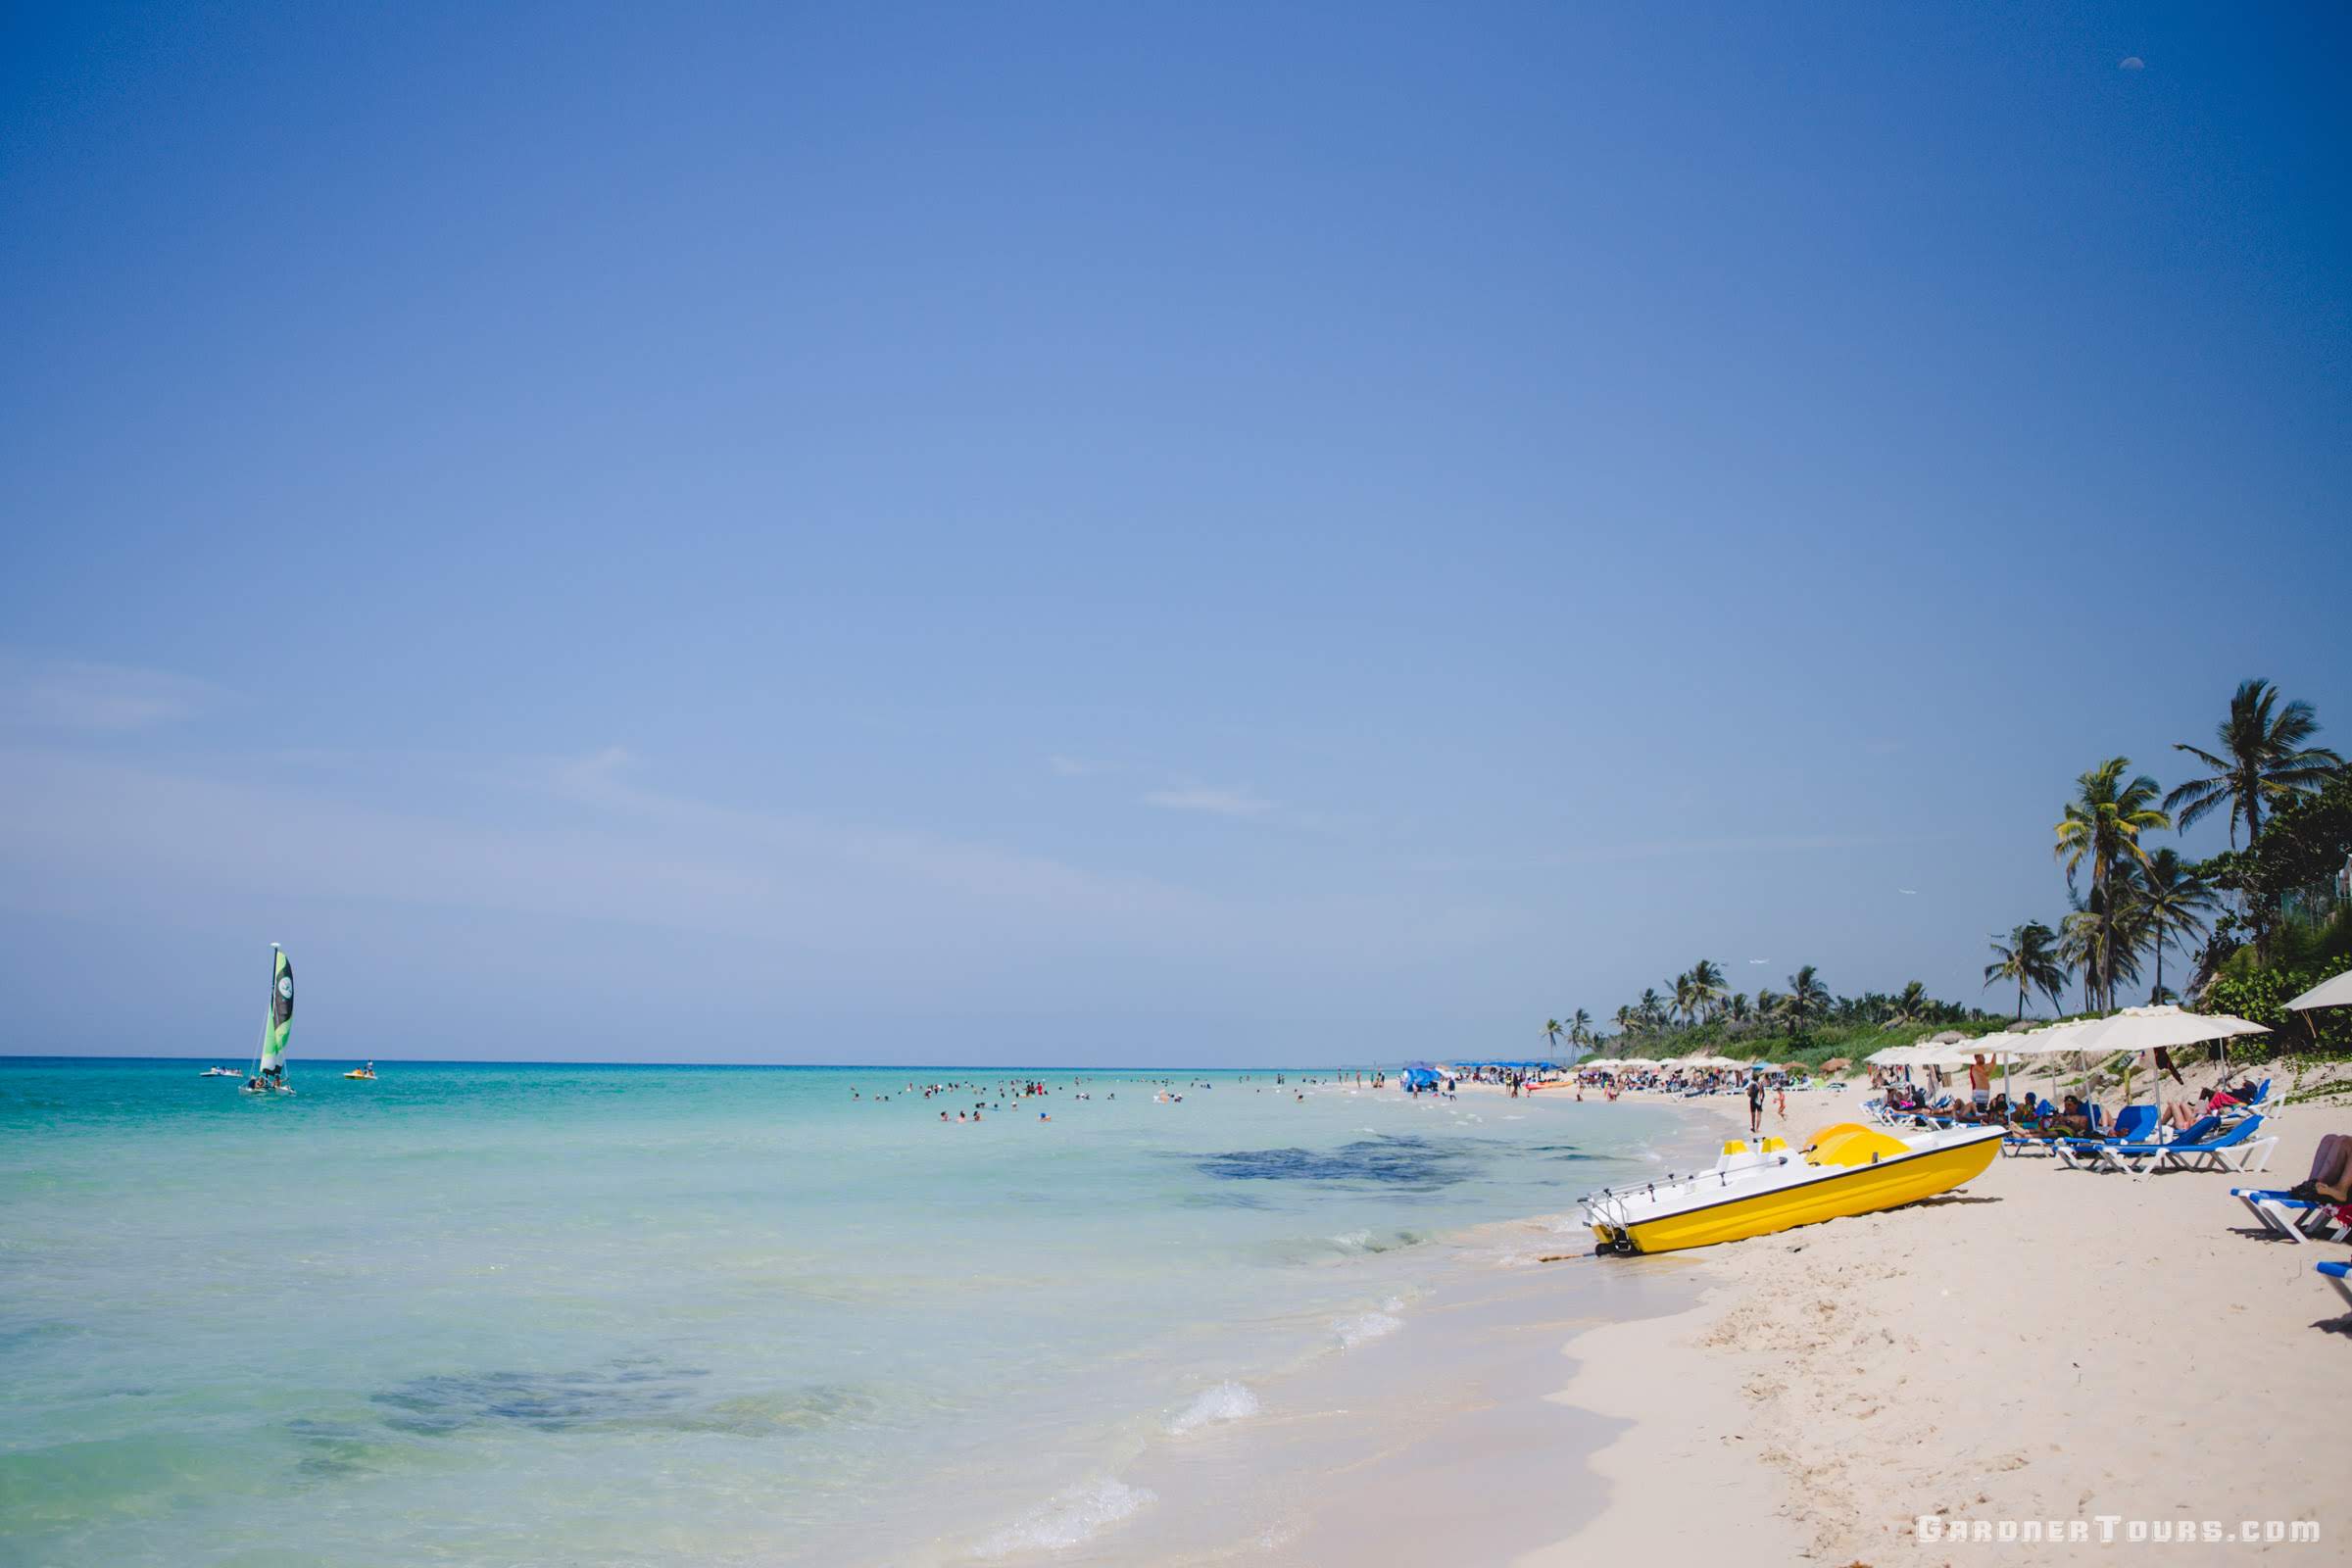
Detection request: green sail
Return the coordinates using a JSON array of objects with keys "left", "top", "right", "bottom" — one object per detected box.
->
[{"left": 258, "top": 947, "right": 294, "bottom": 1075}]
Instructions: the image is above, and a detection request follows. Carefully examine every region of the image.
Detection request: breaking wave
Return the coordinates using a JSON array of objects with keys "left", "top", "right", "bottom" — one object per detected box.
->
[
  {"left": 1332, "top": 1300, "right": 1404, "bottom": 1349},
  {"left": 1167, "top": 1380, "right": 1260, "bottom": 1436},
  {"left": 971, "top": 1479, "right": 1154, "bottom": 1558}
]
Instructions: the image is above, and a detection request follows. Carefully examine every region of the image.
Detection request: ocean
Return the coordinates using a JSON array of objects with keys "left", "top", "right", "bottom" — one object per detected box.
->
[{"left": 0, "top": 1059, "right": 1695, "bottom": 1566}]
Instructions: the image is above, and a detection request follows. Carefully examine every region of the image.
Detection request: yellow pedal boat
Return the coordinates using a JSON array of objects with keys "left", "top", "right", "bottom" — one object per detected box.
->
[{"left": 1580, "top": 1121, "right": 2003, "bottom": 1255}]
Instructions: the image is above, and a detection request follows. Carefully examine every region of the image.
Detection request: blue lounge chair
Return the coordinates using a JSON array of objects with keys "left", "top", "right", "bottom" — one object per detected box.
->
[
  {"left": 2230, "top": 1186, "right": 2351, "bottom": 1245},
  {"left": 2152, "top": 1114, "right": 2275, "bottom": 1174},
  {"left": 2320, "top": 1260, "right": 2351, "bottom": 1314},
  {"left": 2083, "top": 1114, "right": 2274, "bottom": 1177},
  {"left": 2052, "top": 1104, "right": 2155, "bottom": 1169},
  {"left": 2002, "top": 1109, "right": 2064, "bottom": 1157}
]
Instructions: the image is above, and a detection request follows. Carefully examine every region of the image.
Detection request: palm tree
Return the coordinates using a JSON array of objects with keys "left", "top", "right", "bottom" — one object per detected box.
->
[
  {"left": 1637, "top": 989, "right": 1666, "bottom": 1031},
  {"left": 1983, "top": 921, "right": 2065, "bottom": 1019},
  {"left": 1612, "top": 1004, "right": 1636, "bottom": 1039},
  {"left": 1727, "top": 992, "right": 1750, "bottom": 1023},
  {"left": 2053, "top": 758, "right": 2171, "bottom": 1011},
  {"left": 1670, "top": 971, "right": 1697, "bottom": 1028},
  {"left": 1889, "top": 980, "right": 1930, "bottom": 1024},
  {"left": 1569, "top": 1008, "right": 1592, "bottom": 1047},
  {"left": 1688, "top": 958, "right": 1726, "bottom": 1020},
  {"left": 1544, "top": 1018, "right": 1566, "bottom": 1057},
  {"left": 2164, "top": 679, "right": 2343, "bottom": 850},
  {"left": 2126, "top": 848, "right": 2220, "bottom": 1003},
  {"left": 2059, "top": 889, "right": 2143, "bottom": 1011},
  {"left": 1783, "top": 964, "right": 1832, "bottom": 1035}
]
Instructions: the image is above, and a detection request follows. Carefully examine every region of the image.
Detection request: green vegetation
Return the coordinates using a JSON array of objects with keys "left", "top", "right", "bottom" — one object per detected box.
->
[
  {"left": 2163, "top": 678, "right": 2342, "bottom": 850},
  {"left": 1984, "top": 921, "right": 2065, "bottom": 1019},
  {"left": 2052, "top": 758, "right": 2172, "bottom": 1011},
  {"left": 2038, "top": 678, "right": 2345, "bottom": 1015},
  {"left": 1570, "top": 959, "right": 2004, "bottom": 1065},
  {"left": 1547, "top": 676, "right": 2351, "bottom": 1067}
]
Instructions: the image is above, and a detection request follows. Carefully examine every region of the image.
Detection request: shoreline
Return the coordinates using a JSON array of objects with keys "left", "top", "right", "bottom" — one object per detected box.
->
[{"left": 923, "top": 1080, "right": 1720, "bottom": 1568}]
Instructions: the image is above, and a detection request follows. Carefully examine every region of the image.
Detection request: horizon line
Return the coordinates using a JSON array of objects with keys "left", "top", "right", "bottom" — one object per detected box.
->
[{"left": 0, "top": 1053, "right": 1401, "bottom": 1072}]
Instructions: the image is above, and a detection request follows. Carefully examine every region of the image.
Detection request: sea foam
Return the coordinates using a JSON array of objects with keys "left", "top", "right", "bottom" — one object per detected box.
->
[
  {"left": 1166, "top": 1380, "right": 1260, "bottom": 1436},
  {"left": 1332, "top": 1306, "right": 1402, "bottom": 1349},
  {"left": 971, "top": 1479, "right": 1154, "bottom": 1558}
]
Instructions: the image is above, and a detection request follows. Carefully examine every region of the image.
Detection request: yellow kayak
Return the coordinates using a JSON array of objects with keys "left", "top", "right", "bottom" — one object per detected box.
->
[{"left": 1580, "top": 1121, "right": 2002, "bottom": 1254}]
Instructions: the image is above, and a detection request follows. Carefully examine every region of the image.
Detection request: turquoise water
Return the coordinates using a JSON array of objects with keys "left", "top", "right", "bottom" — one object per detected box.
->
[{"left": 0, "top": 1059, "right": 1684, "bottom": 1566}]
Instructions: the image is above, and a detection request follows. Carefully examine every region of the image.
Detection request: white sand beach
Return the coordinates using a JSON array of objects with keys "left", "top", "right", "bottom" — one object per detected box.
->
[{"left": 1535, "top": 1075, "right": 2352, "bottom": 1565}]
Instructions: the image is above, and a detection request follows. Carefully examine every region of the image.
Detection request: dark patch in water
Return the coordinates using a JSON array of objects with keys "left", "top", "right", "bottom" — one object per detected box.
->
[
  {"left": 288, "top": 1418, "right": 387, "bottom": 1479},
  {"left": 663, "top": 1385, "right": 881, "bottom": 1436},
  {"left": 0, "top": 1317, "right": 84, "bottom": 1361},
  {"left": 370, "top": 1358, "right": 708, "bottom": 1434},
  {"left": 1196, "top": 1136, "right": 1474, "bottom": 1192},
  {"left": 361, "top": 1359, "right": 878, "bottom": 1442},
  {"left": 1180, "top": 1189, "right": 1273, "bottom": 1209},
  {"left": 1354, "top": 1230, "right": 1424, "bottom": 1252}
]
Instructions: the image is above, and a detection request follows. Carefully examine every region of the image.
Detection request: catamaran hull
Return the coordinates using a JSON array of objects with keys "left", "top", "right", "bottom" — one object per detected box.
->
[{"left": 1587, "top": 1129, "right": 2001, "bottom": 1254}]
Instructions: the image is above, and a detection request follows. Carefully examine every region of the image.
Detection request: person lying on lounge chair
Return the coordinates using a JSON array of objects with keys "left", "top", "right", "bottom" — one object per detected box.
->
[
  {"left": 2035, "top": 1095, "right": 2095, "bottom": 1139},
  {"left": 2204, "top": 1078, "right": 2259, "bottom": 1110},
  {"left": 2160, "top": 1099, "right": 2207, "bottom": 1133},
  {"left": 2283, "top": 1134, "right": 2352, "bottom": 1205}
]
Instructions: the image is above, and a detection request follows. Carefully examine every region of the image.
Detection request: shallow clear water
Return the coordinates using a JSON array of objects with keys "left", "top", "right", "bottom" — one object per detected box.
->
[{"left": 0, "top": 1060, "right": 1685, "bottom": 1566}]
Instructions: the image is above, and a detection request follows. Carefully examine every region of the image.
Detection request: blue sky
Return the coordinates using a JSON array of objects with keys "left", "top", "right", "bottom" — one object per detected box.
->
[{"left": 3, "top": 3, "right": 2347, "bottom": 1063}]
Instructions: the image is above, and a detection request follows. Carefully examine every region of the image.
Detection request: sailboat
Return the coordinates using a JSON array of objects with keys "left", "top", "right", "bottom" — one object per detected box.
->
[{"left": 240, "top": 945, "right": 296, "bottom": 1095}]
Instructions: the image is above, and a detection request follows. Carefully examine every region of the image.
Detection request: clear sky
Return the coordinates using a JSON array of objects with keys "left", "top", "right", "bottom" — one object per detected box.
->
[{"left": 3, "top": 3, "right": 2347, "bottom": 1063}]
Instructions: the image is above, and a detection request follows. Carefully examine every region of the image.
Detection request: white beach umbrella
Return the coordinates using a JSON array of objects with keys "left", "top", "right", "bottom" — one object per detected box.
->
[
  {"left": 2043, "top": 1005, "right": 2268, "bottom": 1109},
  {"left": 1902, "top": 1037, "right": 2013, "bottom": 1096},
  {"left": 2055, "top": 1004, "right": 2268, "bottom": 1055},
  {"left": 2286, "top": 970, "right": 2352, "bottom": 1011},
  {"left": 1991, "top": 1024, "right": 2094, "bottom": 1056},
  {"left": 1980, "top": 1019, "right": 2119, "bottom": 1114}
]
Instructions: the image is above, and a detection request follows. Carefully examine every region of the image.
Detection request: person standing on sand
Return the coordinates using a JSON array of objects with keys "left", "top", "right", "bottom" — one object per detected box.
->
[
  {"left": 1968, "top": 1054, "right": 1992, "bottom": 1109},
  {"left": 1746, "top": 1076, "right": 1764, "bottom": 1134}
]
